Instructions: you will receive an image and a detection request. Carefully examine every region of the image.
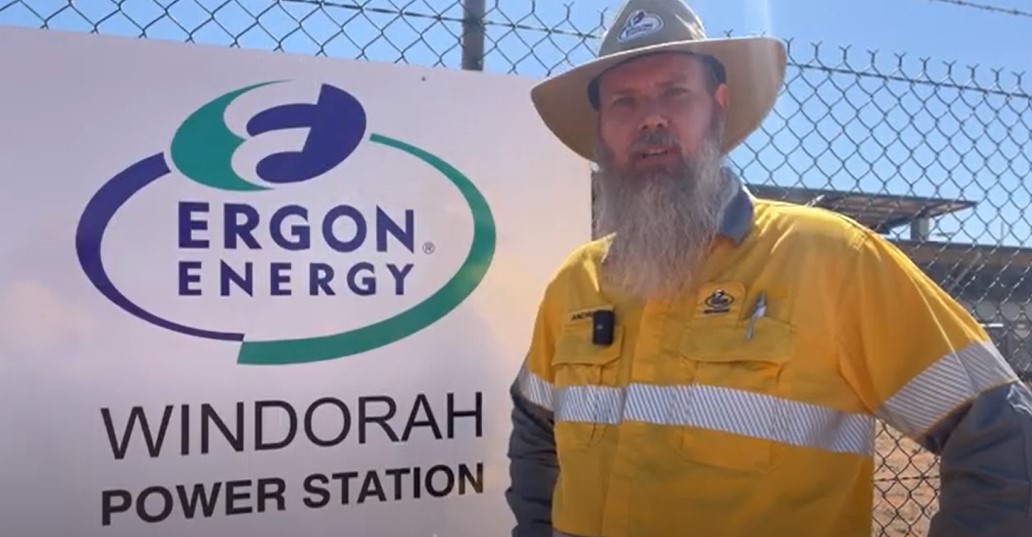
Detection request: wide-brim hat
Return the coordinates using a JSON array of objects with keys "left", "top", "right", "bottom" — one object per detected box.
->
[{"left": 530, "top": 0, "right": 787, "bottom": 161}]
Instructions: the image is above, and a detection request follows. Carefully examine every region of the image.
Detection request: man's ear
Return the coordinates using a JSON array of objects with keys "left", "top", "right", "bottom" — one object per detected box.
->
[{"left": 714, "top": 83, "right": 729, "bottom": 115}]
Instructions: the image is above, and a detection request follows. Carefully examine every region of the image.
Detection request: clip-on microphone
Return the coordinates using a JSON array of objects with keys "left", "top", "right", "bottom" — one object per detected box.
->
[{"left": 592, "top": 310, "right": 615, "bottom": 346}]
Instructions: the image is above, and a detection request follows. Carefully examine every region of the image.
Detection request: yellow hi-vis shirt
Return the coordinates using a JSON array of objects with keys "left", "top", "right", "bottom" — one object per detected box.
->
[{"left": 508, "top": 185, "right": 1023, "bottom": 537}]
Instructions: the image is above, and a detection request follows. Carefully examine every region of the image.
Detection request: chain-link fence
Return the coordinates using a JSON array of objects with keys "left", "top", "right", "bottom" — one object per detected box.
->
[{"left": 3, "top": 1, "right": 1031, "bottom": 535}]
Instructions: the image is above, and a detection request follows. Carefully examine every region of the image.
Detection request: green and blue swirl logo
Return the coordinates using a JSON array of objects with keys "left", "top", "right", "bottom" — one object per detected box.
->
[{"left": 75, "top": 80, "right": 496, "bottom": 366}]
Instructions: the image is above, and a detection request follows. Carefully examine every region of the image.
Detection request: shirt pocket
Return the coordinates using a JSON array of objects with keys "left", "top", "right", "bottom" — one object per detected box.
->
[
  {"left": 669, "top": 316, "right": 796, "bottom": 473},
  {"left": 550, "top": 321, "right": 625, "bottom": 451}
]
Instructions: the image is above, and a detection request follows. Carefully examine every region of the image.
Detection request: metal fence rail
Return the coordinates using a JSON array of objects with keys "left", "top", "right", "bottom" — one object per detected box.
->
[{"left": 3, "top": 1, "right": 1031, "bottom": 535}]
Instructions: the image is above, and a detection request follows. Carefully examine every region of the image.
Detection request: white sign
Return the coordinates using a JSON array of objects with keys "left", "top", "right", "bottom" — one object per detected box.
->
[{"left": 0, "top": 26, "right": 590, "bottom": 537}]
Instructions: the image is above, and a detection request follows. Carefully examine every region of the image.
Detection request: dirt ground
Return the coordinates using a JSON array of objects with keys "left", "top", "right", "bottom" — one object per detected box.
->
[{"left": 871, "top": 423, "right": 940, "bottom": 537}]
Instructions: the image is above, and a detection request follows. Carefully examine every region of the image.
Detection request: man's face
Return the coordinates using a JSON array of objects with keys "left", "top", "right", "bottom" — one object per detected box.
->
[
  {"left": 591, "top": 52, "right": 735, "bottom": 301},
  {"left": 595, "top": 52, "right": 727, "bottom": 173}
]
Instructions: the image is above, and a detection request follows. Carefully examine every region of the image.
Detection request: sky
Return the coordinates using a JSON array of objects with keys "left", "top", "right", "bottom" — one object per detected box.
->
[{"left": 2, "top": 0, "right": 1031, "bottom": 247}]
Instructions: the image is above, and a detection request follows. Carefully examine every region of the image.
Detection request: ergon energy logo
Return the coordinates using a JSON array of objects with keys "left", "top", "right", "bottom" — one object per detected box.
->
[{"left": 75, "top": 80, "right": 496, "bottom": 366}]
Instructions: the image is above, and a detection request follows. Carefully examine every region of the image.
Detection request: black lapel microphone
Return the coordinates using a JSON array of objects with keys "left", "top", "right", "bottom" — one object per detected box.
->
[{"left": 592, "top": 310, "right": 615, "bottom": 346}]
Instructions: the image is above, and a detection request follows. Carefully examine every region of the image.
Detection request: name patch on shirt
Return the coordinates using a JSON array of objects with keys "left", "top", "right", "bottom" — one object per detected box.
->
[{"left": 568, "top": 305, "right": 614, "bottom": 322}]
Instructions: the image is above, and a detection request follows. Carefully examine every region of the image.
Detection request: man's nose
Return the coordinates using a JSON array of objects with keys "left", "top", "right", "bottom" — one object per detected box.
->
[{"left": 638, "top": 108, "right": 669, "bottom": 132}]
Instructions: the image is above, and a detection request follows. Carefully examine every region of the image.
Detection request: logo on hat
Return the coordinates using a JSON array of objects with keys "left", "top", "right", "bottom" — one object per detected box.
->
[{"left": 617, "top": 9, "right": 664, "bottom": 43}]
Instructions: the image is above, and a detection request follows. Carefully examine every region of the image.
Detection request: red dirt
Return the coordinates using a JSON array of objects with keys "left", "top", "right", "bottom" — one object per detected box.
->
[{"left": 872, "top": 423, "right": 939, "bottom": 537}]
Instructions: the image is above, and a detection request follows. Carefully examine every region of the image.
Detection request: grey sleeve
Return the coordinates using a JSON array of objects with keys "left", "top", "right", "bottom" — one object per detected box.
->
[
  {"left": 505, "top": 378, "right": 558, "bottom": 537},
  {"left": 920, "top": 381, "right": 1032, "bottom": 536}
]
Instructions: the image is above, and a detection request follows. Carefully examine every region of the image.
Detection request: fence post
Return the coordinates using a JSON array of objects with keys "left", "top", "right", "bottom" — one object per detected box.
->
[{"left": 461, "top": 0, "right": 486, "bottom": 71}]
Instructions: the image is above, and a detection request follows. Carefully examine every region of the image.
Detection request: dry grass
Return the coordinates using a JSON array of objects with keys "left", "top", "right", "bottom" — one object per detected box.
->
[{"left": 871, "top": 423, "right": 940, "bottom": 537}]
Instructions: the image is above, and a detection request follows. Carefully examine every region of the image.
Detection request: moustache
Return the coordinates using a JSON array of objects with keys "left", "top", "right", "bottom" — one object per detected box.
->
[
  {"left": 625, "top": 130, "right": 685, "bottom": 163},
  {"left": 629, "top": 130, "right": 680, "bottom": 150}
]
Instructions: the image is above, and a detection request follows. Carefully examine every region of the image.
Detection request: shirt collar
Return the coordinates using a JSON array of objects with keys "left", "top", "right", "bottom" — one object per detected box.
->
[{"left": 717, "top": 168, "right": 754, "bottom": 244}]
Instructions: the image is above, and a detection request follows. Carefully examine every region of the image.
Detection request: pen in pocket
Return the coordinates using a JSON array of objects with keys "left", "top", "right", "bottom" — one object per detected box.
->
[{"left": 745, "top": 291, "right": 766, "bottom": 341}]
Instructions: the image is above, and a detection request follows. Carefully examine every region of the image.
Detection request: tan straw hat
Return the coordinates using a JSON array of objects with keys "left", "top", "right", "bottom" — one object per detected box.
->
[{"left": 530, "top": 0, "right": 787, "bottom": 161}]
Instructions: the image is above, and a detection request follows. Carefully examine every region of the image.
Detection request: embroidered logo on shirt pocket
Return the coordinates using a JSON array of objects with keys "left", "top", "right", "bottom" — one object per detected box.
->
[
  {"left": 550, "top": 320, "right": 624, "bottom": 450},
  {"left": 669, "top": 316, "right": 795, "bottom": 473}
]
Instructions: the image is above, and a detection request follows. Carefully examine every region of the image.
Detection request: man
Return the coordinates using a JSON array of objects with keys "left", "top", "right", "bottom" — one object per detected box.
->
[{"left": 505, "top": 1, "right": 1032, "bottom": 536}]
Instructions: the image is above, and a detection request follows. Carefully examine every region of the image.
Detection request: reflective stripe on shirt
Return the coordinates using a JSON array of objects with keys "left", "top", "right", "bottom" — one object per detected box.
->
[
  {"left": 875, "top": 340, "right": 1017, "bottom": 438},
  {"left": 517, "top": 338, "right": 1016, "bottom": 458},
  {"left": 518, "top": 364, "right": 875, "bottom": 456}
]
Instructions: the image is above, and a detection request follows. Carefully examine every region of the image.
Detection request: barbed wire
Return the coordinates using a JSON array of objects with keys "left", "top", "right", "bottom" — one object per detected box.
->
[{"left": 928, "top": 0, "right": 1032, "bottom": 18}]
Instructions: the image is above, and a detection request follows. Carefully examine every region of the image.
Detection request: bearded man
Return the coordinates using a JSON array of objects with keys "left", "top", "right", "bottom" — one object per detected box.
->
[{"left": 504, "top": 1, "right": 1032, "bottom": 537}]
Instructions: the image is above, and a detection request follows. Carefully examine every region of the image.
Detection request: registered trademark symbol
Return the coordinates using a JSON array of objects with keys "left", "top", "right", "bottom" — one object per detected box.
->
[{"left": 422, "top": 242, "right": 436, "bottom": 254}]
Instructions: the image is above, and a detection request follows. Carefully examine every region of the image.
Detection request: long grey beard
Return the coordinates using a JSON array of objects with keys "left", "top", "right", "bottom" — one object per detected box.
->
[{"left": 592, "top": 132, "right": 734, "bottom": 300}]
